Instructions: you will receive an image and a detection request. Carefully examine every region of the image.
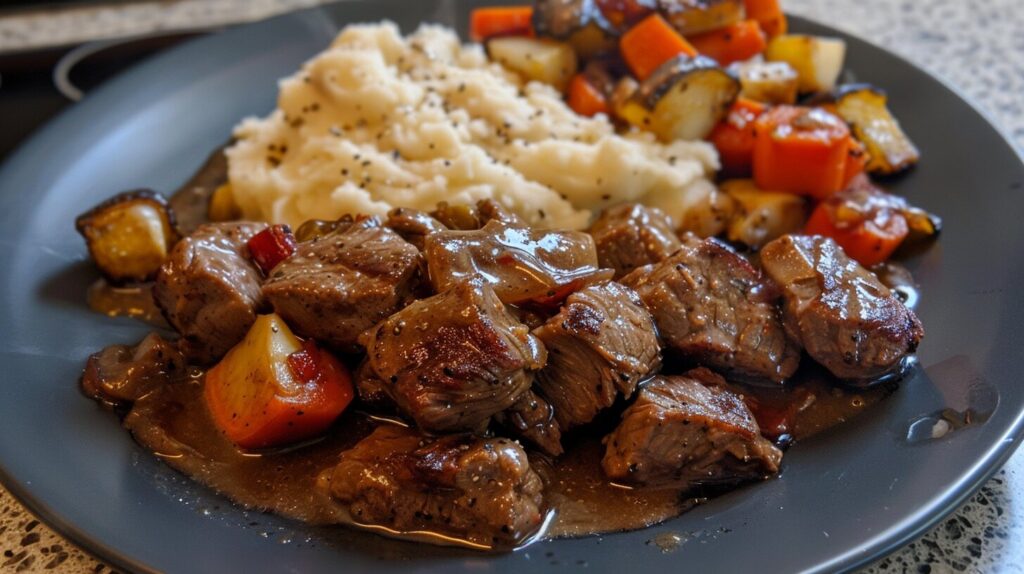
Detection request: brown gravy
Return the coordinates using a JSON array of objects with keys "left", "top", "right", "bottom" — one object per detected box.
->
[
  {"left": 113, "top": 364, "right": 895, "bottom": 549},
  {"left": 87, "top": 279, "right": 167, "bottom": 328}
]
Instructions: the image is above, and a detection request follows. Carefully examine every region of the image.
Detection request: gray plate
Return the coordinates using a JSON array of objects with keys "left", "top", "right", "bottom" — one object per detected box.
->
[{"left": 0, "top": 1, "right": 1022, "bottom": 572}]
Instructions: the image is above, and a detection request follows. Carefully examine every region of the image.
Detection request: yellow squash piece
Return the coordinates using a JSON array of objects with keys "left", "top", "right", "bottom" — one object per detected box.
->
[
  {"left": 721, "top": 179, "right": 808, "bottom": 249},
  {"left": 834, "top": 85, "right": 920, "bottom": 175}
]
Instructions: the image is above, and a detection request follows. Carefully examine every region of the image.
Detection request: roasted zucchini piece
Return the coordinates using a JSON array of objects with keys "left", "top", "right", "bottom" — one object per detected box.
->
[
  {"left": 656, "top": 0, "right": 745, "bottom": 36},
  {"left": 721, "top": 179, "right": 808, "bottom": 249},
  {"left": 834, "top": 84, "right": 920, "bottom": 175},
  {"left": 635, "top": 55, "right": 740, "bottom": 141},
  {"left": 488, "top": 36, "right": 579, "bottom": 91},
  {"left": 533, "top": 0, "right": 618, "bottom": 59},
  {"left": 208, "top": 182, "right": 241, "bottom": 222},
  {"left": 75, "top": 190, "right": 179, "bottom": 283},
  {"left": 732, "top": 60, "right": 799, "bottom": 104},
  {"left": 765, "top": 34, "right": 846, "bottom": 93}
]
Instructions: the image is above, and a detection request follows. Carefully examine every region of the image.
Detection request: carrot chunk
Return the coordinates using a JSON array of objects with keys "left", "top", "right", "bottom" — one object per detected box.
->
[
  {"left": 620, "top": 13, "right": 698, "bottom": 80},
  {"left": 753, "top": 105, "right": 852, "bottom": 198},
  {"left": 567, "top": 73, "right": 610, "bottom": 117},
  {"left": 709, "top": 98, "right": 766, "bottom": 177},
  {"left": 689, "top": 20, "right": 768, "bottom": 66},
  {"left": 470, "top": 6, "right": 534, "bottom": 42},
  {"left": 744, "top": 0, "right": 787, "bottom": 38}
]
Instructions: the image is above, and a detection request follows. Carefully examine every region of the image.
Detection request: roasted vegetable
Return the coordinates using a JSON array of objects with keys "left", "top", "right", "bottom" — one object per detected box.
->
[
  {"left": 732, "top": 60, "right": 799, "bottom": 104},
  {"left": 743, "top": 0, "right": 786, "bottom": 38},
  {"left": 620, "top": 12, "right": 697, "bottom": 80},
  {"left": 657, "top": 0, "right": 745, "bottom": 36},
  {"left": 721, "top": 179, "right": 808, "bottom": 249},
  {"left": 688, "top": 20, "right": 768, "bottom": 66},
  {"left": 488, "top": 36, "right": 578, "bottom": 90},
  {"left": 677, "top": 182, "right": 736, "bottom": 237},
  {"left": 470, "top": 6, "right": 534, "bottom": 41},
  {"left": 709, "top": 97, "right": 766, "bottom": 176},
  {"left": 205, "top": 314, "right": 354, "bottom": 449},
  {"left": 208, "top": 182, "right": 241, "bottom": 222},
  {"left": 765, "top": 34, "right": 846, "bottom": 93},
  {"left": 634, "top": 54, "right": 740, "bottom": 141},
  {"left": 532, "top": 0, "right": 618, "bottom": 59},
  {"left": 75, "top": 189, "right": 179, "bottom": 283},
  {"left": 568, "top": 73, "right": 611, "bottom": 116},
  {"left": 597, "top": 0, "right": 657, "bottom": 30},
  {"left": 753, "top": 105, "right": 853, "bottom": 198},
  {"left": 834, "top": 84, "right": 920, "bottom": 175},
  {"left": 247, "top": 224, "right": 297, "bottom": 275}
]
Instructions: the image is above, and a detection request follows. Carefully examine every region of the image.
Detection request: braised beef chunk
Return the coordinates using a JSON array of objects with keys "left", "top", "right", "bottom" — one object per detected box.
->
[
  {"left": 494, "top": 389, "right": 564, "bottom": 456},
  {"left": 476, "top": 199, "right": 526, "bottom": 227},
  {"left": 263, "top": 217, "right": 421, "bottom": 352},
  {"left": 154, "top": 222, "right": 267, "bottom": 364},
  {"left": 603, "top": 369, "right": 782, "bottom": 488},
  {"left": 532, "top": 282, "right": 661, "bottom": 429},
  {"left": 361, "top": 280, "right": 546, "bottom": 432},
  {"left": 760, "top": 235, "right": 924, "bottom": 382},
  {"left": 424, "top": 219, "right": 613, "bottom": 307},
  {"left": 588, "top": 203, "right": 682, "bottom": 278},
  {"left": 328, "top": 425, "right": 546, "bottom": 548},
  {"left": 621, "top": 233, "right": 800, "bottom": 384},
  {"left": 385, "top": 207, "right": 447, "bottom": 251},
  {"left": 81, "top": 333, "right": 186, "bottom": 404}
]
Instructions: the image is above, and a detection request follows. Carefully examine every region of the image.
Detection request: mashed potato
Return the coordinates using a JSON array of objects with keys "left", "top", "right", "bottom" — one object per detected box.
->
[{"left": 227, "top": 22, "right": 719, "bottom": 230}]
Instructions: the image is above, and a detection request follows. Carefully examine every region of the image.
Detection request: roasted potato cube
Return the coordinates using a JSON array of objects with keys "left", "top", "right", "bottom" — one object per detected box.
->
[
  {"left": 834, "top": 84, "right": 920, "bottom": 175},
  {"left": 636, "top": 55, "right": 740, "bottom": 141},
  {"left": 75, "top": 190, "right": 179, "bottom": 283},
  {"left": 733, "top": 60, "right": 799, "bottom": 104},
  {"left": 657, "top": 0, "right": 745, "bottom": 36},
  {"left": 678, "top": 182, "right": 736, "bottom": 238},
  {"left": 488, "top": 36, "right": 578, "bottom": 91},
  {"left": 721, "top": 179, "right": 808, "bottom": 249},
  {"left": 208, "top": 182, "right": 241, "bottom": 222},
  {"left": 765, "top": 34, "right": 846, "bottom": 93}
]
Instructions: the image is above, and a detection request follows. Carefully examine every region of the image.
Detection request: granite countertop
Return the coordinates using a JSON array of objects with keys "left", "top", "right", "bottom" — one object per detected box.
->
[{"left": 1, "top": 0, "right": 1023, "bottom": 572}]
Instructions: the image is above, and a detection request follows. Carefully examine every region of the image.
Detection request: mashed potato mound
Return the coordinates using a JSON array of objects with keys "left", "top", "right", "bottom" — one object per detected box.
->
[{"left": 227, "top": 22, "right": 719, "bottom": 230}]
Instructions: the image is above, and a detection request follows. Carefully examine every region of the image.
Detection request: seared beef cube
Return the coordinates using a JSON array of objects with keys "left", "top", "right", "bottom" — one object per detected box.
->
[
  {"left": 760, "top": 235, "right": 924, "bottom": 381},
  {"left": 385, "top": 207, "right": 447, "bottom": 251},
  {"left": 361, "top": 280, "right": 546, "bottom": 432},
  {"left": 621, "top": 233, "right": 800, "bottom": 383},
  {"left": 81, "top": 333, "right": 186, "bottom": 404},
  {"left": 353, "top": 360, "right": 397, "bottom": 412},
  {"left": 494, "top": 389, "right": 564, "bottom": 456},
  {"left": 588, "top": 203, "right": 682, "bottom": 278},
  {"left": 263, "top": 217, "right": 421, "bottom": 352},
  {"left": 154, "top": 222, "right": 267, "bottom": 364},
  {"left": 328, "top": 425, "right": 546, "bottom": 548},
  {"left": 532, "top": 282, "right": 661, "bottom": 429},
  {"left": 603, "top": 369, "right": 782, "bottom": 488}
]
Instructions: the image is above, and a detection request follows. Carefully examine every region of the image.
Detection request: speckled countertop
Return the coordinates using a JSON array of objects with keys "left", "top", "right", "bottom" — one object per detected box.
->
[{"left": 1, "top": 0, "right": 1023, "bottom": 572}]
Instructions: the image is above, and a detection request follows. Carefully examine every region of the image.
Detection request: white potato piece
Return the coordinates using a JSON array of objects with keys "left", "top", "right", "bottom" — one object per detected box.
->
[
  {"left": 722, "top": 179, "right": 808, "bottom": 249},
  {"left": 765, "top": 34, "right": 846, "bottom": 93},
  {"left": 487, "top": 36, "right": 578, "bottom": 91}
]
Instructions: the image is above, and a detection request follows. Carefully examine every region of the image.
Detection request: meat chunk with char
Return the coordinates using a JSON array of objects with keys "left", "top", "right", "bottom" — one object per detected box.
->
[
  {"left": 360, "top": 280, "right": 546, "bottom": 432},
  {"left": 154, "top": 222, "right": 267, "bottom": 364},
  {"left": 621, "top": 233, "right": 800, "bottom": 384},
  {"left": 424, "top": 219, "right": 613, "bottom": 307},
  {"left": 327, "top": 425, "right": 546, "bottom": 548},
  {"left": 494, "top": 389, "right": 564, "bottom": 456},
  {"left": 759, "top": 235, "right": 924, "bottom": 382},
  {"left": 588, "top": 203, "right": 682, "bottom": 278},
  {"left": 603, "top": 369, "right": 782, "bottom": 489},
  {"left": 262, "top": 217, "right": 421, "bottom": 352},
  {"left": 532, "top": 282, "right": 661, "bottom": 430}
]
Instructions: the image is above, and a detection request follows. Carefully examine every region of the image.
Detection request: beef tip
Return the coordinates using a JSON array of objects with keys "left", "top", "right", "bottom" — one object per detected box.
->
[
  {"left": 588, "top": 203, "right": 682, "bottom": 278},
  {"left": 262, "top": 217, "right": 421, "bottom": 352},
  {"left": 476, "top": 199, "right": 526, "bottom": 227},
  {"left": 424, "top": 219, "right": 613, "bottom": 307},
  {"left": 621, "top": 233, "right": 800, "bottom": 384},
  {"left": 759, "top": 235, "right": 924, "bottom": 382},
  {"left": 603, "top": 369, "right": 782, "bottom": 489},
  {"left": 353, "top": 360, "right": 397, "bottom": 412},
  {"left": 385, "top": 207, "right": 447, "bottom": 251},
  {"left": 532, "top": 282, "right": 661, "bottom": 429},
  {"left": 328, "top": 425, "right": 546, "bottom": 548},
  {"left": 154, "top": 222, "right": 267, "bottom": 364},
  {"left": 81, "top": 333, "right": 186, "bottom": 404},
  {"left": 494, "top": 389, "right": 564, "bottom": 456},
  {"left": 360, "top": 280, "right": 546, "bottom": 432}
]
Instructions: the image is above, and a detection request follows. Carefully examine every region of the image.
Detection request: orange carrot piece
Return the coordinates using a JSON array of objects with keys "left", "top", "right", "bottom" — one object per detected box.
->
[
  {"left": 470, "top": 6, "right": 534, "bottom": 42},
  {"left": 753, "top": 105, "right": 852, "bottom": 198},
  {"left": 567, "top": 73, "right": 611, "bottom": 117},
  {"left": 689, "top": 20, "right": 768, "bottom": 66},
  {"left": 709, "top": 98, "right": 766, "bottom": 176},
  {"left": 805, "top": 202, "right": 909, "bottom": 267},
  {"left": 620, "top": 13, "right": 698, "bottom": 80},
  {"left": 597, "top": 0, "right": 656, "bottom": 30},
  {"left": 743, "top": 0, "right": 787, "bottom": 38}
]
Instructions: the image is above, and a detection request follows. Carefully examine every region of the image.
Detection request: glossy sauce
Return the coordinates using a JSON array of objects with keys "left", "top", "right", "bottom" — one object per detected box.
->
[{"left": 87, "top": 279, "right": 168, "bottom": 327}]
